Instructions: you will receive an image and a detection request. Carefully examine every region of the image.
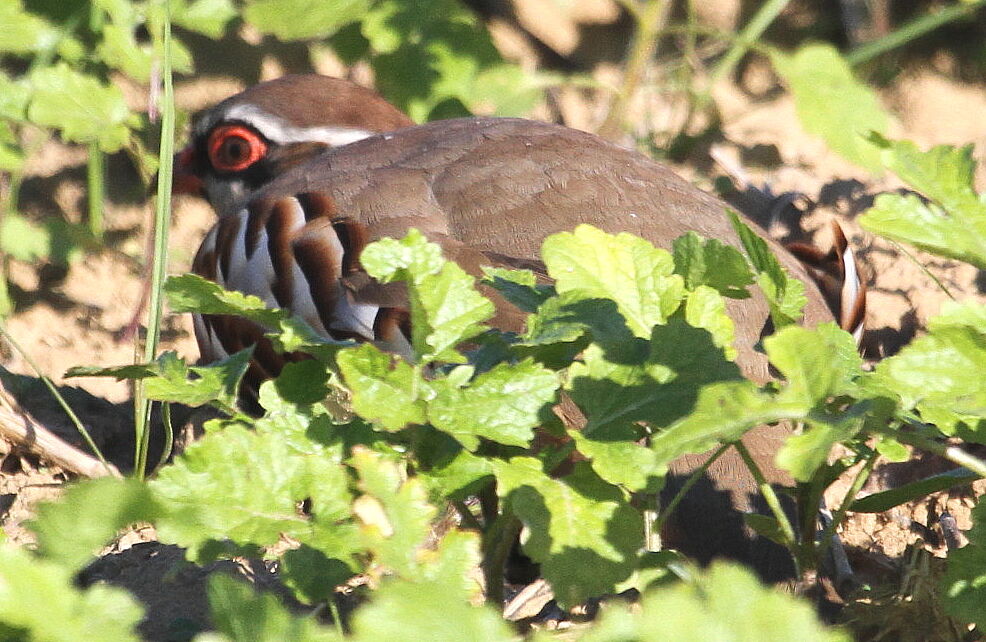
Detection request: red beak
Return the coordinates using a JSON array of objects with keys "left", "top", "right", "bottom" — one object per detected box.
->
[{"left": 172, "top": 145, "right": 204, "bottom": 195}]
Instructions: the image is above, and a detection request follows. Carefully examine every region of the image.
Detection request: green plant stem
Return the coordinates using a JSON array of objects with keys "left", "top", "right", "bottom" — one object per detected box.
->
[
  {"left": 0, "top": 323, "right": 112, "bottom": 474},
  {"left": 708, "top": 0, "right": 792, "bottom": 86},
  {"left": 653, "top": 442, "right": 731, "bottom": 536},
  {"left": 884, "top": 424, "right": 986, "bottom": 478},
  {"left": 135, "top": 3, "right": 176, "bottom": 480},
  {"left": 734, "top": 440, "right": 797, "bottom": 548},
  {"left": 816, "top": 448, "right": 878, "bottom": 564},
  {"left": 847, "top": 0, "right": 986, "bottom": 66},
  {"left": 598, "top": 0, "right": 673, "bottom": 140},
  {"left": 887, "top": 239, "right": 956, "bottom": 301},
  {"left": 687, "top": 0, "right": 791, "bottom": 125},
  {"left": 327, "top": 598, "right": 344, "bottom": 636},
  {"left": 86, "top": 142, "right": 104, "bottom": 241},
  {"left": 482, "top": 512, "right": 522, "bottom": 610}
]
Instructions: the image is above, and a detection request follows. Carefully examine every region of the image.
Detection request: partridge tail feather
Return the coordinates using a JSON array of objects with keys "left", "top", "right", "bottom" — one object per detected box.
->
[{"left": 787, "top": 220, "right": 867, "bottom": 345}]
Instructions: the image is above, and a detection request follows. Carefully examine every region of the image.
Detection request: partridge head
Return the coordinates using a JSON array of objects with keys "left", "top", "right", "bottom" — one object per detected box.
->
[{"left": 174, "top": 74, "right": 865, "bottom": 582}]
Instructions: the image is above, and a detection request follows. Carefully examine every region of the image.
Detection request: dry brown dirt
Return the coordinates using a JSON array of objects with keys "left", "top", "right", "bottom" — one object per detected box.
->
[{"left": 2, "top": 2, "right": 986, "bottom": 639}]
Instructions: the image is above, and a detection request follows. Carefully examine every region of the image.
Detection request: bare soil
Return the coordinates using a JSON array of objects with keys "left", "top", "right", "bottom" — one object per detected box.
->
[{"left": 2, "top": 2, "right": 986, "bottom": 639}]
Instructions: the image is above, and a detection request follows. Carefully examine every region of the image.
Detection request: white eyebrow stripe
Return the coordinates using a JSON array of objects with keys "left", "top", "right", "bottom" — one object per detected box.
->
[{"left": 204, "top": 103, "right": 378, "bottom": 147}]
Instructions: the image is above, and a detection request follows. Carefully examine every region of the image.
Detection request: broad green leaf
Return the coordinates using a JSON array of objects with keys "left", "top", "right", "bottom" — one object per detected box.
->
[
  {"left": 584, "top": 562, "right": 849, "bottom": 641},
  {"left": 362, "top": 230, "right": 494, "bottom": 362},
  {"left": 493, "top": 458, "right": 643, "bottom": 607},
  {"left": 567, "top": 320, "right": 744, "bottom": 488},
  {"left": 770, "top": 42, "right": 888, "bottom": 172},
  {"left": 650, "top": 381, "right": 802, "bottom": 465},
  {"left": 428, "top": 359, "right": 558, "bottom": 450},
  {"left": 728, "top": 211, "right": 807, "bottom": 327},
  {"left": 565, "top": 344, "right": 664, "bottom": 489},
  {"left": 482, "top": 266, "right": 553, "bottom": 313},
  {"left": 362, "top": 0, "right": 531, "bottom": 121},
  {"left": 243, "top": 0, "right": 370, "bottom": 40},
  {"left": 32, "top": 478, "right": 160, "bottom": 571},
  {"left": 151, "top": 424, "right": 359, "bottom": 563},
  {"left": 350, "top": 448, "right": 435, "bottom": 577},
  {"left": 0, "top": 1, "right": 58, "bottom": 55},
  {"left": 69, "top": 350, "right": 251, "bottom": 408},
  {"left": 673, "top": 232, "right": 755, "bottom": 299},
  {"left": 944, "top": 498, "right": 986, "bottom": 628},
  {"left": 543, "top": 225, "right": 685, "bottom": 338},
  {"left": 0, "top": 546, "right": 144, "bottom": 642},
  {"left": 860, "top": 136, "right": 986, "bottom": 269},
  {"left": 520, "top": 290, "right": 592, "bottom": 347},
  {"left": 349, "top": 531, "right": 510, "bottom": 641},
  {"left": 0, "top": 212, "right": 51, "bottom": 262},
  {"left": 27, "top": 64, "right": 135, "bottom": 152},
  {"left": 0, "top": 73, "right": 31, "bottom": 120},
  {"left": 207, "top": 575, "right": 338, "bottom": 642},
  {"left": 272, "top": 360, "right": 330, "bottom": 405},
  {"left": 172, "top": 0, "right": 237, "bottom": 38},
  {"left": 869, "top": 134, "right": 980, "bottom": 212},
  {"left": 165, "top": 274, "right": 288, "bottom": 327},
  {"left": 684, "top": 285, "right": 737, "bottom": 359},
  {"left": 337, "top": 343, "right": 427, "bottom": 431},
  {"left": 360, "top": 229, "right": 445, "bottom": 280},
  {"left": 765, "top": 323, "right": 861, "bottom": 406},
  {"left": 871, "top": 301, "right": 986, "bottom": 437},
  {"left": 421, "top": 447, "right": 495, "bottom": 498},
  {"left": 146, "top": 350, "right": 251, "bottom": 407}
]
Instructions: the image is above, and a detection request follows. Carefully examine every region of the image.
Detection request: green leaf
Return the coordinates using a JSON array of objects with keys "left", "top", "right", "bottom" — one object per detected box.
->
[
  {"left": 350, "top": 448, "right": 435, "bottom": 577},
  {"left": 243, "top": 0, "right": 371, "bottom": 40},
  {"left": 672, "top": 232, "right": 755, "bottom": 299},
  {"left": 770, "top": 42, "right": 888, "bottom": 172},
  {"left": 493, "top": 458, "right": 643, "bottom": 607},
  {"left": 272, "top": 360, "right": 330, "bottom": 405},
  {"left": 943, "top": 498, "right": 986, "bottom": 628},
  {"left": 542, "top": 225, "right": 685, "bottom": 338},
  {"left": 853, "top": 468, "right": 979, "bottom": 513},
  {"left": 207, "top": 575, "right": 338, "bottom": 641},
  {"left": 32, "top": 478, "right": 159, "bottom": 571},
  {"left": 172, "top": 0, "right": 237, "bottom": 38},
  {"left": 349, "top": 531, "right": 511, "bottom": 641},
  {"left": 428, "top": 359, "right": 558, "bottom": 450},
  {"left": 69, "top": 350, "right": 251, "bottom": 408},
  {"left": 27, "top": 64, "right": 135, "bottom": 152},
  {"left": 871, "top": 301, "right": 986, "bottom": 437},
  {"left": 765, "top": 323, "right": 861, "bottom": 406},
  {"left": 859, "top": 136, "right": 986, "bottom": 270},
  {"left": 0, "top": 546, "right": 144, "bottom": 641},
  {"left": 147, "top": 350, "right": 252, "bottom": 407},
  {"left": 0, "top": 72, "right": 31, "bottom": 121},
  {"left": 150, "top": 423, "right": 359, "bottom": 563},
  {"left": 337, "top": 343, "right": 427, "bottom": 431},
  {"left": 0, "top": 212, "right": 51, "bottom": 261},
  {"left": 361, "top": 230, "right": 494, "bottom": 362},
  {"left": 567, "top": 320, "right": 745, "bottom": 488},
  {"left": 649, "top": 381, "right": 800, "bottom": 465},
  {"left": 684, "top": 285, "right": 737, "bottom": 360},
  {"left": 482, "top": 266, "right": 553, "bottom": 313},
  {"left": 584, "top": 562, "right": 850, "bottom": 641},
  {"left": 728, "top": 211, "right": 807, "bottom": 327},
  {"left": 165, "top": 274, "right": 288, "bottom": 328},
  {"left": 0, "top": 1, "right": 59, "bottom": 55}
]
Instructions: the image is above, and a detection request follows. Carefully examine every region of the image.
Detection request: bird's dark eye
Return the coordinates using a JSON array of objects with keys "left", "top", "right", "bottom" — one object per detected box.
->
[{"left": 207, "top": 124, "right": 267, "bottom": 172}]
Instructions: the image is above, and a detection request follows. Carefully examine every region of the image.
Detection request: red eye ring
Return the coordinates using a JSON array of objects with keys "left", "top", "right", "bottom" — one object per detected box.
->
[{"left": 207, "top": 124, "right": 267, "bottom": 172}]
